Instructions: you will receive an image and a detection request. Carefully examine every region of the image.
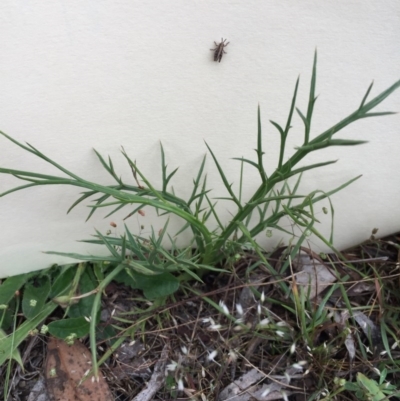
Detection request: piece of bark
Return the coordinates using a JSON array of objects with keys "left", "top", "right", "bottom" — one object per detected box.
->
[
  {"left": 45, "top": 337, "right": 113, "bottom": 401},
  {"left": 131, "top": 343, "right": 169, "bottom": 401}
]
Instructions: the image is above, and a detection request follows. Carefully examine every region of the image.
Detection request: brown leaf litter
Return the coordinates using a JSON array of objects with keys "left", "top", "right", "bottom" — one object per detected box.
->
[{"left": 45, "top": 337, "right": 113, "bottom": 401}]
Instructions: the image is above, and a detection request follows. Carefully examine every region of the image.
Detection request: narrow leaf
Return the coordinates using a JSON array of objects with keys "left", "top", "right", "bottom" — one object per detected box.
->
[
  {"left": 232, "top": 157, "right": 259, "bottom": 170},
  {"left": 205, "top": 141, "right": 241, "bottom": 208},
  {"left": 305, "top": 50, "right": 318, "bottom": 144},
  {"left": 257, "top": 105, "right": 267, "bottom": 183},
  {"left": 359, "top": 81, "right": 374, "bottom": 109},
  {"left": 296, "top": 139, "right": 368, "bottom": 151}
]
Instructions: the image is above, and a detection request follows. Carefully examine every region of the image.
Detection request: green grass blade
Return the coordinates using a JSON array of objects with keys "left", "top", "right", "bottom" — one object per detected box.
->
[
  {"left": 0, "top": 131, "right": 84, "bottom": 181},
  {"left": 188, "top": 155, "right": 207, "bottom": 205},
  {"left": 232, "top": 157, "right": 259, "bottom": 170},
  {"left": 359, "top": 81, "right": 374, "bottom": 109},
  {"left": 93, "top": 149, "right": 121, "bottom": 183},
  {"left": 296, "top": 139, "right": 368, "bottom": 152},
  {"left": 44, "top": 252, "right": 118, "bottom": 261},
  {"left": 205, "top": 194, "right": 224, "bottom": 230},
  {"left": 287, "top": 173, "right": 303, "bottom": 208},
  {"left": 104, "top": 202, "right": 128, "bottom": 218},
  {"left": 67, "top": 190, "right": 97, "bottom": 214},
  {"left": 160, "top": 143, "right": 179, "bottom": 192},
  {"left": 205, "top": 141, "right": 242, "bottom": 208},
  {"left": 270, "top": 120, "right": 284, "bottom": 137},
  {"left": 276, "top": 76, "right": 300, "bottom": 169},
  {"left": 121, "top": 147, "right": 166, "bottom": 204},
  {"left": 0, "top": 301, "right": 57, "bottom": 366},
  {"left": 305, "top": 50, "right": 318, "bottom": 144},
  {"left": 284, "top": 76, "right": 300, "bottom": 136},
  {"left": 256, "top": 105, "right": 267, "bottom": 183},
  {"left": 296, "top": 108, "right": 308, "bottom": 135},
  {"left": 283, "top": 160, "right": 338, "bottom": 179},
  {"left": 360, "top": 111, "right": 397, "bottom": 118}
]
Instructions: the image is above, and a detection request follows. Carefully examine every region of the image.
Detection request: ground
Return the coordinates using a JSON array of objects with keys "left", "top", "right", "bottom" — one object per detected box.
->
[{"left": 1, "top": 231, "right": 400, "bottom": 401}]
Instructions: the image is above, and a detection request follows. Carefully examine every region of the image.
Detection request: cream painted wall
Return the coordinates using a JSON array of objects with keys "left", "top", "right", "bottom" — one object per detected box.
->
[{"left": 0, "top": 1, "right": 398, "bottom": 277}]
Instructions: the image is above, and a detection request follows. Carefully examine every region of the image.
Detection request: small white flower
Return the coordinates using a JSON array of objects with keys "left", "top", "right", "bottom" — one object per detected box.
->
[
  {"left": 209, "top": 324, "right": 222, "bottom": 331},
  {"left": 372, "top": 367, "right": 381, "bottom": 376},
  {"left": 276, "top": 330, "right": 285, "bottom": 338},
  {"left": 392, "top": 342, "right": 399, "bottom": 350},
  {"left": 281, "top": 390, "right": 289, "bottom": 401},
  {"left": 208, "top": 350, "right": 218, "bottom": 362},
  {"left": 380, "top": 350, "right": 387, "bottom": 356},
  {"left": 290, "top": 343, "right": 296, "bottom": 354},
  {"left": 178, "top": 378, "right": 184, "bottom": 391},
  {"left": 181, "top": 346, "right": 188, "bottom": 355},
  {"left": 292, "top": 363, "right": 303, "bottom": 370},
  {"left": 260, "top": 291, "right": 265, "bottom": 303},
  {"left": 84, "top": 316, "right": 91, "bottom": 323},
  {"left": 284, "top": 372, "right": 291, "bottom": 383},
  {"left": 257, "top": 303, "right": 262, "bottom": 315},
  {"left": 276, "top": 321, "right": 288, "bottom": 327},
  {"left": 261, "top": 387, "right": 271, "bottom": 397},
  {"left": 219, "top": 300, "right": 230, "bottom": 315},
  {"left": 166, "top": 361, "right": 178, "bottom": 373},
  {"left": 236, "top": 303, "right": 244, "bottom": 316},
  {"left": 201, "top": 367, "right": 206, "bottom": 378},
  {"left": 29, "top": 299, "right": 37, "bottom": 307},
  {"left": 298, "top": 360, "right": 307, "bottom": 366},
  {"left": 258, "top": 318, "right": 270, "bottom": 327},
  {"left": 202, "top": 317, "right": 215, "bottom": 325},
  {"left": 234, "top": 317, "right": 244, "bottom": 324}
]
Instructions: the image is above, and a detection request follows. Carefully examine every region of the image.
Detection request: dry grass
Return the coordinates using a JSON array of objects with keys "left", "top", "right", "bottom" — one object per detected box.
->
[{"left": 2, "top": 231, "right": 400, "bottom": 401}]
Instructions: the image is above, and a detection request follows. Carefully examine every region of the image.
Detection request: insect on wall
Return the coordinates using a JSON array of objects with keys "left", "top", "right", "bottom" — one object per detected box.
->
[{"left": 211, "top": 38, "right": 229, "bottom": 62}]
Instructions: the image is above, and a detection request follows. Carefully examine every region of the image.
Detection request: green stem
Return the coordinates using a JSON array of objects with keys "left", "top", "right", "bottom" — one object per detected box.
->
[
  {"left": 89, "top": 262, "right": 126, "bottom": 379},
  {"left": 205, "top": 78, "right": 400, "bottom": 264},
  {"left": 0, "top": 167, "right": 214, "bottom": 253}
]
